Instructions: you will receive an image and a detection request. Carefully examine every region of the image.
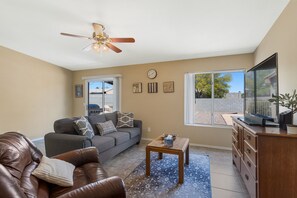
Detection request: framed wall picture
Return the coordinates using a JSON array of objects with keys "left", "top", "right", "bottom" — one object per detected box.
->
[
  {"left": 133, "top": 82, "right": 142, "bottom": 93},
  {"left": 163, "top": 81, "right": 174, "bottom": 93},
  {"left": 75, "top": 84, "right": 83, "bottom": 98},
  {"left": 148, "top": 82, "right": 158, "bottom": 93}
]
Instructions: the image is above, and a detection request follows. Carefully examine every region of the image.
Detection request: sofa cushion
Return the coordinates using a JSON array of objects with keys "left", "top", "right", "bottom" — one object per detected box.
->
[
  {"left": 91, "top": 136, "right": 115, "bottom": 153},
  {"left": 96, "top": 120, "right": 117, "bottom": 136},
  {"left": 74, "top": 117, "right": 95, "bottom": 139},
  {"left": 88, "top": 114, "right": 107, "bottom": 135},
  {"left": 116, "top": 112, "right": 134, "bottom": 128},
  {"left": 104, "top": 111, "right": 118, "bottom": 126},
  {"left": 117, "top": 127, "right": 140, "bottom": 139},
  {"left": 104, "top": 132, "right": 130, "bottom": 145},
  {"left": 32, "top": 156, "right": 75, "bottom": 187}
]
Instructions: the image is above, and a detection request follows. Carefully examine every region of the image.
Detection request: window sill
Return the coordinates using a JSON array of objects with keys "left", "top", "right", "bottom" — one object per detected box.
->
[{"left": 184, "top": 123, "right": 232, "bottom": 129}]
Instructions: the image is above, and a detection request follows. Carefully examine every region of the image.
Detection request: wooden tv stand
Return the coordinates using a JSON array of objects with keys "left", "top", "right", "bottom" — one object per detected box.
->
[{"left": 232, "top": 117, "right": 297, "bottom": 198}]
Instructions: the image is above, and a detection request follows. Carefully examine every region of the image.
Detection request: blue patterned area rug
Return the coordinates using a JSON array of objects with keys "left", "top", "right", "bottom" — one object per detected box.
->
[{"left": 125, "top": 153, "right": 212, "bottom": 198}]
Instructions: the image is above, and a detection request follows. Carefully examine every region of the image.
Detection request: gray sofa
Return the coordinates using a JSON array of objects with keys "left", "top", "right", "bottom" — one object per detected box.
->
[{"left": 45, "top": 111, "right": 142, "bottom": 163}]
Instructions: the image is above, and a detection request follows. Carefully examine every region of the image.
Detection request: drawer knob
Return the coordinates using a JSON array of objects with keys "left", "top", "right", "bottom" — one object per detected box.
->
[
  {"left": 247, "top": 134, "right": 251, "bottom": 140},
  {"left": 247, "top": 148, "right": 251, "bottom": 154},
  {"left": 245, "top": 174, "right": 249, "bottom": 180},
  {"left": 234, "top": 154, "right": 237, "bottom": 158},
  {"left": 247, "top": 161, "right": 251, "bottom": 167}
]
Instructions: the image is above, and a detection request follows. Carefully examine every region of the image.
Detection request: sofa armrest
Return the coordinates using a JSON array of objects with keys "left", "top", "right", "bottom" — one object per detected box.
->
[
  {"left": 133, "top": 120, "right": 142, "bottom": 139},
  {"left": 53, "top": 147, "right": 100, "bottom": 167},
  {"left": 57, "top": 176, "right": 126, "bottom": 198},
  {"left": 44, "top": 133, "right": 92, "bottom": 157},
  {"left": 133, "top": 119, "right": 142, "bottom": 128}
]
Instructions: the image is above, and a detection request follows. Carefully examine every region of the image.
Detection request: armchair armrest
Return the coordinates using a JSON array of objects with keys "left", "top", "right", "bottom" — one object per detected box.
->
[
  {"left": 44, "top": 133, "right": 92, "bottom": 157},
  {"left": 57, "top": 176, "right": 126, "bottom": 198},
  {"left": 0, "top": 165, "right": 26, "bottom": 198},
  {"left": 53, "top": 147, "right": 100, "bottom": 167}
]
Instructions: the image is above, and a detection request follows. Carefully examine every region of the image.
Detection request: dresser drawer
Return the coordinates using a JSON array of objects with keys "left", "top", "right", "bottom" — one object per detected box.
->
[
  {"left": 232, "top": 144, "right": 241, "bottom": 170},
  {"left": 244, "top": 129, "right": 257, "bottom": 149},
  {"left": 232, "top": 128, "right": 238, "bottom": 140},
  {"left": 232, "top": 136, "right": 238, "bottom": 148},
  {"left": 243, "top": 153, "right": 257, "bottom": 180},
  {"left": 244, "top": 140, "right": 257, "bottom": 165},
  {"left": 241, "top": 159, "right": 257, "bottom": 198}
]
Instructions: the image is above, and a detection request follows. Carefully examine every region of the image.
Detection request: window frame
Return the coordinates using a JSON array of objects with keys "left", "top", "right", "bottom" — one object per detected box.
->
[
  {"left": 184, "top": 69, "right": 245, "bottom": 128},
  {"left": 83, "top": 75, "right": 121, "bottom": 116}
]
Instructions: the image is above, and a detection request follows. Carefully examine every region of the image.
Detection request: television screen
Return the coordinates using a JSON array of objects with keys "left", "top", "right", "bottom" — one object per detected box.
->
[{"left": 245, "top": 53, "right": 279, "bottom": 122}]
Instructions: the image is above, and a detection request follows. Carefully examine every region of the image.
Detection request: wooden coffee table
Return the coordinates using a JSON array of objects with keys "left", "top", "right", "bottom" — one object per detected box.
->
[{"left": 146, "top": 136, "right": 189, "bottom": 184}]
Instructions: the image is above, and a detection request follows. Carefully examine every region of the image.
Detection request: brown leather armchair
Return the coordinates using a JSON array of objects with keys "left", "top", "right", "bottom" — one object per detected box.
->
[{"left": 0, "top": 132, "right": 126, "bottom": 198}]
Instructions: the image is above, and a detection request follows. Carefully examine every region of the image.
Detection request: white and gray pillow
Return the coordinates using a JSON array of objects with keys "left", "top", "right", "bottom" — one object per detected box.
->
[
  {"left": 32, "top": 156, "right": 75, "bottom": 187},
  {"left": 96, "top": 120, "right": 117, "bottom": 136},
  {"left": 73, "top": 117, "right": 95, "bottom": 139},
  {"left": 116, "top": 112, "right": 134, "bottom": 128}
]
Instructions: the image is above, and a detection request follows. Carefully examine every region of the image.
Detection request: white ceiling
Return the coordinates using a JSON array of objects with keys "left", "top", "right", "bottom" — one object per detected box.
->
[{"left": 0, "top": 0, "right": 289, "bottom": 71}]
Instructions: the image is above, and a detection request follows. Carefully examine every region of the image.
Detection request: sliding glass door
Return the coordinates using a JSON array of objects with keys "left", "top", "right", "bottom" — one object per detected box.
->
[{"left": 87, "top": 80, "right": 116, "bottom": 115}]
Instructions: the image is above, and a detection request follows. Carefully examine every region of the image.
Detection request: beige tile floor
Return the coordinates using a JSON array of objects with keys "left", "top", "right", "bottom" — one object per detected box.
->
[{"left": 35, "top": 140, "right": 249, "bottom": 198}]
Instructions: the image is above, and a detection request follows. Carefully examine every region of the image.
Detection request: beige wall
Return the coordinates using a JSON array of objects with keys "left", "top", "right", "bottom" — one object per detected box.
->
[
  {"left": 73, "top": 54, "right": 253, "bottom": 148},
  {"left": 0, "top": 46, "right": 73, "bottom": 139},
  {"left": 254, "top": 0, "right": 297, "bottom": 122}
]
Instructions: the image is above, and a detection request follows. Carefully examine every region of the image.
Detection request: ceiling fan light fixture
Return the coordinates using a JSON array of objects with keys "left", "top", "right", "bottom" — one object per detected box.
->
[
  {"left": 92, "top": 43, "right": 109, "bottom": 52},
  {"left": 92, "top": 43, "right": 100, "bottom": 51}
]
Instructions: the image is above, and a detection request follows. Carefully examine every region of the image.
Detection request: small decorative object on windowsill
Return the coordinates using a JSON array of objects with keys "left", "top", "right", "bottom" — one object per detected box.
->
[
  {"left": 286, "top": 124, "right": 297, "bottom": 134},
  {"left": 269, "top": 89, "right": 297, "bottom": 134}
]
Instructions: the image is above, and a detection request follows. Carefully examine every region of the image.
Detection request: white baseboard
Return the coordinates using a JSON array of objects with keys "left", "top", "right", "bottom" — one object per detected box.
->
[
  {"left": 31, "top": 137, "right": 44, "bottom": 142},
  {"left": 189, "top": 143, "right": 231, "bottom": 151},
  {"left": 141, "top": 138, "right": 153, "bottom": 141},
  {"left": 141, "top": 138, "right": 231, "bottom": 151}
]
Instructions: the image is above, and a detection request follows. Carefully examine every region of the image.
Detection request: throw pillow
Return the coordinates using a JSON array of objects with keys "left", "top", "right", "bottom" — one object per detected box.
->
[
  {"left": 116, "top": 112, "right": 134, "bottom": 128},
  {"left": 96, "top": 120, "right": 117, "bottom": 136},
  {"left": 73, "top": 117, "right": 95, "bottom": 139},
  {"left": 32, "top": 156, "right": 75, "bottom": 187}
]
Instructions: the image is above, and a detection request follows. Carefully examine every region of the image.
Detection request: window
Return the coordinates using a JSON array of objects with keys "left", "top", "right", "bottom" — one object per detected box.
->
[
  {"left": 84, "top": 76, "right": 120, "bottom": 115},
  {"left": 185, "top": 70, "right": 244, "bottom": 126}
]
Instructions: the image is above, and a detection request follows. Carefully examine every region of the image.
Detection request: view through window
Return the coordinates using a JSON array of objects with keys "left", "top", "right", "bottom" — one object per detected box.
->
[
  {"left": 194, "top": 71, "right": 244, "bottom": 126},
  {"left": 88, "top": 80, "right": 115, "bottom": 115}
]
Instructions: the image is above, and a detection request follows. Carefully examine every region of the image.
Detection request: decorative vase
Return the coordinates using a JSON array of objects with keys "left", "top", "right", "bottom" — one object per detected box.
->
[{"left": 286, "top": 124, "right": 297, "bottom": 134}]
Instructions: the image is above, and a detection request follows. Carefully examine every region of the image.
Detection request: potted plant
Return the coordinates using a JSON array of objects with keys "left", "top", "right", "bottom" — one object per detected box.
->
[{"left": 269, "top": 89, "right": 297, "bottom": 134}]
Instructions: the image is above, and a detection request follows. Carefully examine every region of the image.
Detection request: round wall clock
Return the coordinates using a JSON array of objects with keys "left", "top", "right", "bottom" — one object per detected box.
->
[{"left": 147, "top": 69, "right": 157, "bottom": 79}]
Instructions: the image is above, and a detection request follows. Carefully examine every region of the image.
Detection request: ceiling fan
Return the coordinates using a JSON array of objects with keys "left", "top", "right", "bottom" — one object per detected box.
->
[{"left": 60, "top": 23, "right": 135, "bottom": 53}]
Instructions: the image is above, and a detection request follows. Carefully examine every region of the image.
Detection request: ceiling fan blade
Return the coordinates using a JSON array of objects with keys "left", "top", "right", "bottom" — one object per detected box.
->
[
  {"left": 106, "top": 43, "right": 122, "bottom": 53},
  {"left": 92, "top": 23, "right": 104, "bottom": 35},
  {"left": 82, "top": 43, "right": 94, "bottom": 52},
  {"left": 61, "top": 32, "right": 92, "bottom": 39},
  {"left": 110, "top": 38, "right": 135, "bottom": 43}
]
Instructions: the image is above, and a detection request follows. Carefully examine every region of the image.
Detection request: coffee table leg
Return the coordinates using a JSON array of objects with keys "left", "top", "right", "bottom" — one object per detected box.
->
[
  {"left": 186, "top": 144, "right": 189, "bottom": 165},
  {"left": 178, "top": 152, "right": 184, "bottom": 184},
  {"left": 158, "top": 152, "right": 163, "bottom": 160},
  {"left": 146, "top": 148, "right": 150, "bottom": 176}
]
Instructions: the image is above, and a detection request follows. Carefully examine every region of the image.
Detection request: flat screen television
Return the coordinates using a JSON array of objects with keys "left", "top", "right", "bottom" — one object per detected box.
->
[{"left": 242, "top": 53, "right": 279, "bottom": 125}]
